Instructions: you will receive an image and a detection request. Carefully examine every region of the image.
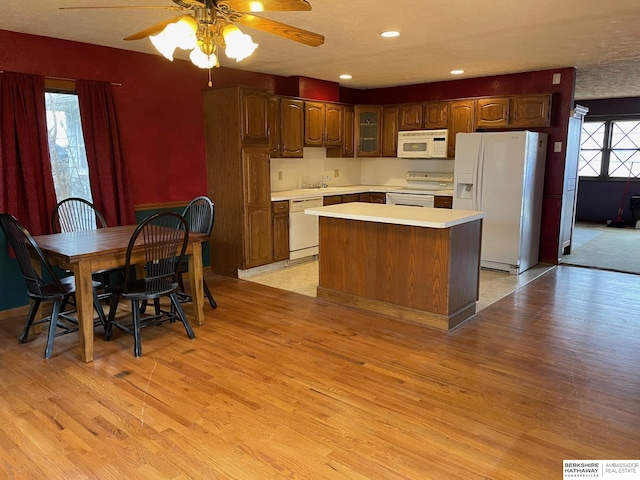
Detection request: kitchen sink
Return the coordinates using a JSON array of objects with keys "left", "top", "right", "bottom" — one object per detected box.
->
[{"left": 299, "top": 187, "right": 345, "bottom": 192}]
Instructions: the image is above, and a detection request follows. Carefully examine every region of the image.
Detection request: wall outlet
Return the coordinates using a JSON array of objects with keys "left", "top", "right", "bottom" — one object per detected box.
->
[
  {"left": 334, "top": 169, "right": 340, "bottom": 178},
  {"left": 278, "top": 170, "right": 283, "bottom": 180},
  {"left": 554, "top": 141, "right": 563, "bottom": 153},
  {"left": 552, "top": 73, "right": 561, "bottom": 85}
]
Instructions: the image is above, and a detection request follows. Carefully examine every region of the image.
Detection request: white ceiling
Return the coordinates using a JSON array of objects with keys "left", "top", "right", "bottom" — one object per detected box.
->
[{"left": 3, "top": 0, "right": 640, "bottom": 100}]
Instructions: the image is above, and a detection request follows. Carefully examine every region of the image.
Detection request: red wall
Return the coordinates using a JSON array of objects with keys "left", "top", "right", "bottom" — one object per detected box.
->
[{"left": 1, "top": 29, "right": 575, "bottom": 263}]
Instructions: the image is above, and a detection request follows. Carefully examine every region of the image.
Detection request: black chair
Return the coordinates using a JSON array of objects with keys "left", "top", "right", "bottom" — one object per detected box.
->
[
  {"left": 0, "top": 213, "right": 107, "bottom": 359},
  {"left": 178, "top": 195, "right": 217, "bottom": 309},
  {"left": 105, "top": 212, "right": 195, "bottom": 357},
  {"left": 51, "top": 197, "right": 123, "bottom": 299}
]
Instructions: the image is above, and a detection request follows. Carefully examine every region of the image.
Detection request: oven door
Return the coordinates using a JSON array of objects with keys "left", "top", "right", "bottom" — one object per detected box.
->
[{"left": 386, "top": 192, "right": 435, "bottom": 207}]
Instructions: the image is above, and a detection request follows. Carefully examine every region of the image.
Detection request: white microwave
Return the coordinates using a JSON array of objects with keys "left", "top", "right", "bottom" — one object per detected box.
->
[{"left": 397, "top": 129, "right": 449, "bottom": 158}]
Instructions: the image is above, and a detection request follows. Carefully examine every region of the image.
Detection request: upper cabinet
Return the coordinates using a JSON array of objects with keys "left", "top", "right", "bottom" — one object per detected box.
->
[
  {"left": 382, "top": 106, "right": 400, "bottom": 157},
  {"left": 510, "top": 94, "right": 552, "bottom": 127},
  {"left": 448, "top": 99, "right": 476, "bottom": 158},
  {"left": 240, "top": 88, "right": 270, "bottom": 144},
  {"left": 399, "top": 104, "right": 424, "bottom": 130},
  {"left": 424, "top": 102, "right": 449, "bottom": 129},
  {"left": 355, "top": 106, "right": 382, "bottom": 157},
  {"left": 476, "top": 94, "right": 552, "bottom": 129},
  {"left": 269, "top": 96, "right": 304, "bottom": 158},
  {"left": 304, "top": 101, "right": 344, "bottom": 147},
  {"left": 476, "top": 97, "right": 510, "bottom": 128}
]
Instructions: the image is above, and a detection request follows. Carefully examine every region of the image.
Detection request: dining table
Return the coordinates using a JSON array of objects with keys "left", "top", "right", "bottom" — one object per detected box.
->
[{"left": 33, "top": 224, "right": 209, "bottom": 362}]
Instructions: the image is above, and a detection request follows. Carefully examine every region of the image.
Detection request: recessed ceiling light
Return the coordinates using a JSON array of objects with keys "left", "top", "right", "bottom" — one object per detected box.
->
[
  {"left": 339, "top": 74, "right": 352, "bottom": 80},
  {"left": 450, "top": 69, "right": 465, "bottom": 75},
  {"left": 249, "top": 2, "right": 264, "bottom": 11},
  {"left": 380, "top": 31, "right": 400, "bottom": 38}
]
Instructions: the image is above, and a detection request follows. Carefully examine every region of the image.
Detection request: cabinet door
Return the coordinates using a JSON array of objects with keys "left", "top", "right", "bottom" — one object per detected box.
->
[
  {"left": 240, "top": 89, "right": 269, "bottom": 144},
  {"left": 342, "top": 193, "right": 360, "bottom": 203},
  {"left": 448, "top": 100, "right": 476, "bottom": 158},
  {"left": 323, "top": 195, "right": 342, "bottom": 206},
  {"left": 434, "top": 196, "right": 453, "bottom": 209},
  {"left": 242, "top": 148, "right": 273, "bottom": 268},
  {"left": 325, "top": 103, "right": 344, "bottom": 146},
  {"left": 424, "top": 102, "right": 448, "bottom": 129},
  {"left": 272, "top": 201, "right": 289, "bottom": 261},
  {"left": 382, "top": 106, "right": 399, "bottom": 157},
  {"left": 369, "top": 192, "right": 386, "bottom": 204},
  {"left": 400, "top": 104, "right": 424, "bottom": 130},
  {"left": 510, "top": 94, "right": 552, "bottom": 127},
  {"left": 304, "top": 101, "right": 325, "bottom": 146},
  {"left": 476, "top": 97, "right": 510, "bottom": 128},
  {"left": 342, "top": 105, "right": 355, "bottom": 157},
  {"left": 280, "top": 98, "right": 304, "bottom": 157},
  {"left": 355, "top": 106, "right": 382, "bottom": 157},
  {"left": 267, "top": 96, "right": 281, "bottom": 157}
]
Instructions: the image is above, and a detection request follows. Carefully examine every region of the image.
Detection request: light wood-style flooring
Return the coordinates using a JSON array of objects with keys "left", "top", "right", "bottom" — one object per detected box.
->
[{"left": 0, "top": 265, "right": 638, "bottom": 479}]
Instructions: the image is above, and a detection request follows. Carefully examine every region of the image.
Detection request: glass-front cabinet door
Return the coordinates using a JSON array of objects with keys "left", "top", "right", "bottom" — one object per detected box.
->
[{"left": 355, "top": 106, "right": 382, "bottom": 157}]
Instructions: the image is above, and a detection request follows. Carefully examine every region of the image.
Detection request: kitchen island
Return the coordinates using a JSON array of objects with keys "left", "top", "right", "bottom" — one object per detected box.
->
[{"left": 305, "top": 203, "right": 486, "bottom": 331}]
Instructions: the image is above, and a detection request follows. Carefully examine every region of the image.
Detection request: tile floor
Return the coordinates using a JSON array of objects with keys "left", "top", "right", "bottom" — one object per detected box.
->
[{"left": 244, "top": 258, "right": 554, "bottom": 312}]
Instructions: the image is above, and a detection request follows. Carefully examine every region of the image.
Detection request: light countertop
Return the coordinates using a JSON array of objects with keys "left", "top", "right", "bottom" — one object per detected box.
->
[
  {"left": 271, "top": 185, "right": 454, "bottom": 201},
  {"left": 305, "top": 202, "right": 485, "bottom": 228}
]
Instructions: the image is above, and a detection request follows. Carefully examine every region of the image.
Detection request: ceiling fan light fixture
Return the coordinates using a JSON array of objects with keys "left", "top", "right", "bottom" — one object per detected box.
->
[
  {"left": 190, "top": 47, "right": 218, "bottom": 69},
  {"left": 150, "top": 16, "right": 198, "bottom": 60},
  {"left": 222, "top": 24, "right": 258, "bottom": 62}
]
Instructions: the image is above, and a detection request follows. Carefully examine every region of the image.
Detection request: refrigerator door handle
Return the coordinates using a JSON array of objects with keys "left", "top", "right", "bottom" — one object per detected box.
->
[{"left": 473, "top": 138, "right": 485, "bottom": 211}]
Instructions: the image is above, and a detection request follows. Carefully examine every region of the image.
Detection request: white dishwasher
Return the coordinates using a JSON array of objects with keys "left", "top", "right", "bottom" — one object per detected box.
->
[{"left": 289, "top": 197, "right": 323, "bottom": 260}]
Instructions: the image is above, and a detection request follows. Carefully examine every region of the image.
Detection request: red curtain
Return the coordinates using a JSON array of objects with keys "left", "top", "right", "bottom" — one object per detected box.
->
[
  {"left": 77, "top": 80, "right": 135, "bottom": 227},
  {"left": 0, "top": 72, "right": 58, "bottom": 235}
]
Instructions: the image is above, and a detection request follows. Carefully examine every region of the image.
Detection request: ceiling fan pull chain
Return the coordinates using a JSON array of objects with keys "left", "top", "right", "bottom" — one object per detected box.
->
[{"left": 208, "top": 68, "right": 213, "bottom": 88}]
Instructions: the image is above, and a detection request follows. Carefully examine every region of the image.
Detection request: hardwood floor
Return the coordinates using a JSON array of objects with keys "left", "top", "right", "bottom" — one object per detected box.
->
[{"left": 0, "top": 265, "right": 638, "bottom": 479}]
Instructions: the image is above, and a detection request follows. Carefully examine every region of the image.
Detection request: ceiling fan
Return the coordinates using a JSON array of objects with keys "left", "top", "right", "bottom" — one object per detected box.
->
[{"left": 61, "top": 0, "right": 324, "bottom": 78}]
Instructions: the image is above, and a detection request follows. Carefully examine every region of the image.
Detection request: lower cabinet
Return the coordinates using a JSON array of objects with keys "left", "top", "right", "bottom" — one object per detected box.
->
[
  {"left": 272, "top": 200, "right": 289, "bottom": 261},
  {"left": 434, "top": 196, "right": 453, "bottom": 209}
]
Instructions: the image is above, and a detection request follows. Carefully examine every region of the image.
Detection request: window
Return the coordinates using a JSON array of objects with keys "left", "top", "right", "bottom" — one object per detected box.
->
[
  {"left": 579, "top": 118, "right": 640, "bottom": 178},
  {"left": 45, "top": 91, "right": 93, "bottom": 202}
]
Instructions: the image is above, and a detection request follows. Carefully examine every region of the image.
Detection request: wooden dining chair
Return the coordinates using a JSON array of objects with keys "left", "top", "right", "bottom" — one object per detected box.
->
[
  {"left": 104, "top": 212, "right": 195, "bottom": 357},
  {"left": 51, "top": 197, "right": 123, "bottom": 300},
  {"left": 0, "top": 213, "right": 107, "bottom": 359},
  {"left": 178, "top": 195, "right": 217, "bottom": 309}
]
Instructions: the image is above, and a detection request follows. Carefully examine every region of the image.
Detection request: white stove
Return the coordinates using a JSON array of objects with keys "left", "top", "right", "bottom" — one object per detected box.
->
[{"left": 386, "top": 171, "right": 454, "bottom": 207}]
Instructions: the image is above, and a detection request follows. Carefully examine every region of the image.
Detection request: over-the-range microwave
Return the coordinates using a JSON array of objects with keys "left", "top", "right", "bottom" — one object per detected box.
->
[{"left": 397, "top": 129, "right": 449, "bottom": 158}]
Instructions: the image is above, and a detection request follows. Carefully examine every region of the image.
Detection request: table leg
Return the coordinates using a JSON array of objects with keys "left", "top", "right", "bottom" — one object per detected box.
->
[
  {"left": 188, "top": 244, "right": 205, "bottom": 325},
  {"left": 74, "top": 260, "right": 95, "bottom": 362}
]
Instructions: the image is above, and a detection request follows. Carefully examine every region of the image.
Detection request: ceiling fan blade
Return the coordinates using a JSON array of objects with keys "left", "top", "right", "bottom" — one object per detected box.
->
[
  {"left": 235, "top": 13, "right": 324, "bottom": 47},
  {"left": 123, "top": 15, "right": 186, "bottom": 41},
  {"left": 223, "top": 0, "right": 311, "bottom": 12},
  {"left": 59, "top": 5, "right": 184, "bottom": 10}
]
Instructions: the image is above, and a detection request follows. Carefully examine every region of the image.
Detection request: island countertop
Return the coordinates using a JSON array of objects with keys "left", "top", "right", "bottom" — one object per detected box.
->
[{"left": 305, "top": 202, "right": 486, "bottom": 229}]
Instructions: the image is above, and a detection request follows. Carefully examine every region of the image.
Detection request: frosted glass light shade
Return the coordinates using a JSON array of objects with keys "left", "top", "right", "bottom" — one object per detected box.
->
[
  {"left": 222, "top": 24, "right": 258, "bottom": 62},
  {"left": 150, "top": 16, "right": 198, "bottom": 60}
]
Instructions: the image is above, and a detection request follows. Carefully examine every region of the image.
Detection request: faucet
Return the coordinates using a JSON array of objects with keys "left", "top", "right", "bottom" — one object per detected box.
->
[{"left": 320, "top": 175, "right": 331, "bottom": 188}]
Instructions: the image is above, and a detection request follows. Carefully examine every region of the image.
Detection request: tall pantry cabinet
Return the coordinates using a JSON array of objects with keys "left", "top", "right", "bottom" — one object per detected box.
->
[{"left": 203, "top": 86, "right": 273, "bottom": 277}]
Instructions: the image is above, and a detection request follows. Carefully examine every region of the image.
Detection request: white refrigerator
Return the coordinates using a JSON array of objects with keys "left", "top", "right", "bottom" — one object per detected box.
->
[{"left": 453, "top": 131, "right": 548, "bottom": 274}]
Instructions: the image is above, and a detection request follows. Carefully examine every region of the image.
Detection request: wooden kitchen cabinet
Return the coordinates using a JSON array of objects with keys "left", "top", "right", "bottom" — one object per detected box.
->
[
  {"left": 434, "top": 196, "right": 453, "bottom": 209},
  {"left": 272, "top": 200, "right": 289, "bottom": 261},
  {"left": 204, "top": 86, "right": 273, "bottom": 277},
  {"left": 304, "top": 101, "right": 325, "bottom": 146},
  {"left": 424, "top": 101, "right": 449, "bottom": 129},
  {"left": 269, "top": 96, "right": 304, "bottom": 158},
  {"left": 240, "top": 88, "right": 269, "bottom": 144},
  {"left": 382, "top": 105, "right": 400, "bottom": 157},
  {"left": 510, "top": 94, "right": 552, "bottom": 127},
  {"left": 305, "top": 101, "right": 344, "bottom": 147},
  {"left": 327, "top": 105, "right": 354, "bottom": 157},
  {"left": 355, "top": 106, "right": 382, "bottom": 157},
  {"left": 448, "top": 99, "right": 476, "bottom": 158},
  {"left": 399, "top": 103, "right": 424, "bottom": 130},
  {"left": 476, "top": 97, "right": 510, "bottom": 128}
]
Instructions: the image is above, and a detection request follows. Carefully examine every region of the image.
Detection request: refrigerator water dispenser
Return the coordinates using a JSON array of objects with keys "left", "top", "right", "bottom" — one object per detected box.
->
[{"left": 456, "top": 173, "right": 474, "bottom": 199}]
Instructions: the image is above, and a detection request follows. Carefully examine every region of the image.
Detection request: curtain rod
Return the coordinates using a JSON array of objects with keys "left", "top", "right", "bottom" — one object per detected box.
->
[{"left": 0, "top": 71, "right": 121, "bottom": 86}]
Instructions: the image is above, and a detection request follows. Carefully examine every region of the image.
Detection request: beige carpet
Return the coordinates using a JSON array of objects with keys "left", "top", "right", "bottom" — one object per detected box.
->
[{"left": 562, "top": 222, "right": 640, "bottom": 274}]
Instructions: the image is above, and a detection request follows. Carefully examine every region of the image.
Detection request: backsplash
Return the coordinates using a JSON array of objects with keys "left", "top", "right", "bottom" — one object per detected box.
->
[{"left": 270, "top": 147, "right": 455, "bottom": 192}]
